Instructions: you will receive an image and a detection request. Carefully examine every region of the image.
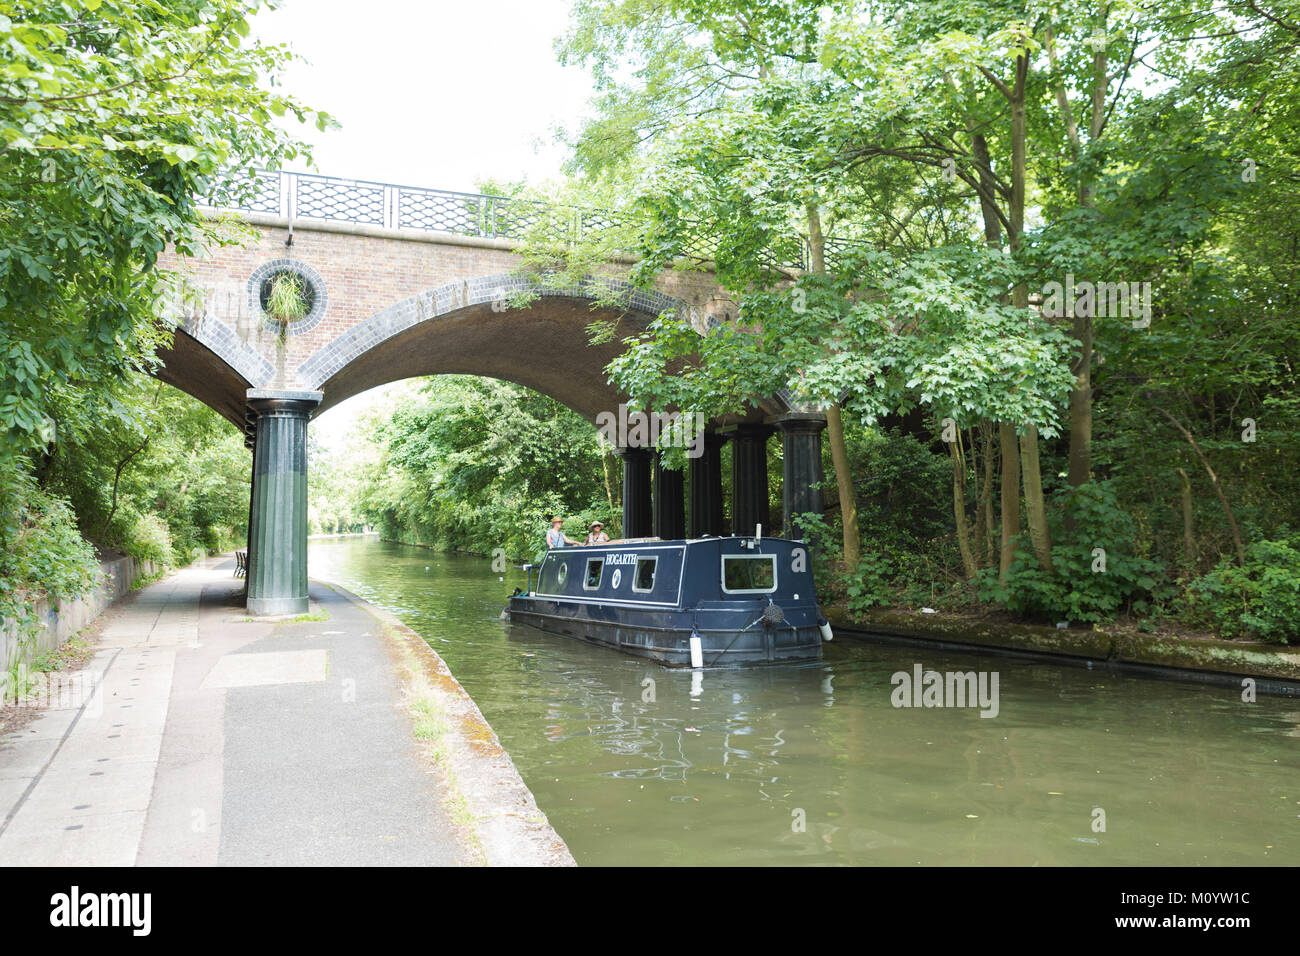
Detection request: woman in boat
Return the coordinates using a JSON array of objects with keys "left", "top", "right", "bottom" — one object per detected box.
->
[
  {"left": 584, "top": 521, "right": 610, "bottom": 545},
  {"left": 546, "top": 516, "right": 581, "bottom": 549}
]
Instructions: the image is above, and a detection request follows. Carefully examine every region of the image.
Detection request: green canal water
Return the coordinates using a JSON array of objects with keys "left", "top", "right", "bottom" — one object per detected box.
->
[{"left": 310, "top": 536, "right": 1299, "bottom": 866}]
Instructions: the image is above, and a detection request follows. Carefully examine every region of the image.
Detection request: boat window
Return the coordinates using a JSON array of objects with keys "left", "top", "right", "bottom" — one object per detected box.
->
[
  {"left": 584, "top": 558, "right": 603, "bottom": 590},
  {"left": 556, "top": 560, "right": 568, "bottom": 587},
  {"left": 722, "top": 554, "right": 777, "bottom": 593},
  {"left": 632, "top": 556, "right": 657, "bottom": 592}
]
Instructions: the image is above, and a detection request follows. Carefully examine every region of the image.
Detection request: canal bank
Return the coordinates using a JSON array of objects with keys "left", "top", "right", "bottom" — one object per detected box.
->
[
  {"left": 0, "top": 555, "right": 572, "bottom": 866},
  {"left": 825, "top": 607, "right": 1300, "bottom": 694}
]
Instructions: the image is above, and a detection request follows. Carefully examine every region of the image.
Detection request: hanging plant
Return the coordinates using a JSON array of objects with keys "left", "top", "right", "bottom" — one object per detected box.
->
[{"left": 262, "top": 271, "right": 310, "bottom": 341}]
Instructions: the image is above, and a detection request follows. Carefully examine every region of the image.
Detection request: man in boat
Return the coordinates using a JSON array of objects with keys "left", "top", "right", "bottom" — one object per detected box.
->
[
  {"left": 584, "top": 521, "right": 610, "bottom": 545},
  {"left": 546, "top": 516, "right": 581, "bottom": 549}
]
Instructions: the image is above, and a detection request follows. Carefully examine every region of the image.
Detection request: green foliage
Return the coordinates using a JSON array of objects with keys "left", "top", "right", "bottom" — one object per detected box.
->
[
  {"left": 354, "top": 377, "right": 617, "bottom": 560},
  {"left": 977, "top": 482, "right": 1167, "bottom": 624},
  {"left": 0, "top": 484, "right": 99, "bottom": 611},
  {"left": 44, "top": 378, "right": 251, "bottom": 565},
  {"left": 795, "top": 511, "right": 892, "bottom": 614},
  {"left": 0, "top": 473, "right": 99, "bottom": 691},
  {"left": 0, "top": 1, "right": 325, "bottom": 665},
  {"left": 0, "top": 0, "right": 329, "bottom": 460},
  {"left": 112, "top": 510, "right": 173, "bottom": 566},
  {"left": 1186, "top": 536, "right": 1300, "bottom": 645},
  {"left": 846, "top": 425, "right": 951, "bottom": 548}
]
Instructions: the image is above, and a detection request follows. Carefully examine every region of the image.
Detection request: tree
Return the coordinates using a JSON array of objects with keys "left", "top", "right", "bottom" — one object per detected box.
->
[{"left": 0, "top": 0, "right": 330, "bottom": 624}]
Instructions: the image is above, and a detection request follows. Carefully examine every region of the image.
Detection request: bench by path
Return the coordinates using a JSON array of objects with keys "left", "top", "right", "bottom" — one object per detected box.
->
[{"left": 0, "top": 557, "right": 568, "bottom": 866}]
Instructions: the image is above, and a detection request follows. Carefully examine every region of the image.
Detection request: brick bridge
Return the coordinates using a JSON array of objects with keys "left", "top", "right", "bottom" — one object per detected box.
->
[{"left": 157, "top": 171, "right": 827, "bottom": 614}]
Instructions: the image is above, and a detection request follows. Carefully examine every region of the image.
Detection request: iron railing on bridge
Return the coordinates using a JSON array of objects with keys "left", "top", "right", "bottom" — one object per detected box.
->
[{"left": 205, "top": 168, "right": 827, "bottom": 272}]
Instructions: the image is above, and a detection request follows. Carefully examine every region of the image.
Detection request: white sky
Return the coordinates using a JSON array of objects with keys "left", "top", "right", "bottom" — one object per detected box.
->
[
  {"left": 253, "top": 0, "right": 595, "bottom": 449},
  {"left": 257, "top": 0, "right": 592, "bottom": 192}
]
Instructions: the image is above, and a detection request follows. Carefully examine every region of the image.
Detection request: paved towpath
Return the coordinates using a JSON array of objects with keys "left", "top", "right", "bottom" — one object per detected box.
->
[{"left": 0, "top": 558, "right": 469, "bottom": 866}]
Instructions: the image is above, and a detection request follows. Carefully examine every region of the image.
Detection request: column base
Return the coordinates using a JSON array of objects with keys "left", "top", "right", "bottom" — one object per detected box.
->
[{"left": 246, "top": 595, "right": 310, "bottom": 617}]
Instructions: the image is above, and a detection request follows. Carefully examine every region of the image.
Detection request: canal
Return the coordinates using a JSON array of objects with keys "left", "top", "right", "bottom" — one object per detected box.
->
[{"left": 310, "top": 536, "right": 1298, "bottom": 866}]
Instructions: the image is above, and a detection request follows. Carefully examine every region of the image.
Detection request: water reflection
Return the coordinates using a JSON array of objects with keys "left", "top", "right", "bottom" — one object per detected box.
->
[{"left": 311, "top": 537, "right": 1299, "bottom": 866}]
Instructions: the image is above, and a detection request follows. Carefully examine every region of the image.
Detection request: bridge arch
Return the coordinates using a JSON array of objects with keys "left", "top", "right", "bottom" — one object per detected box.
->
[
  {"left": 150, "top": 178, "right": 825, "bottom": 616},
  {"left": 298, "top": 272, "right": 696, "bottom": 423}
]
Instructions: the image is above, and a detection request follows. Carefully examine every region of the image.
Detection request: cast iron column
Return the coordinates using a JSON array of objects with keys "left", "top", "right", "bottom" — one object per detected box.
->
[
  {"left": 653, "top": 457, "right": 686, "bottom": 540},
  {"left": 730, "top": 424, "right": 773, "bottom": 537},
  {"left": 774, "top": 413, "right": 827, "bottom": 540},
  {"left": 688, "top": 431, "right": 726, "bottom": 537},
  {"left": 244, "top": 423, "right": 258, "bottom": 596},
  {"left": 246, "top": 388, "right": 321, "bottom": 616},
  {"left": 620, "top": 447, "right": 653, "bottom": 539}
]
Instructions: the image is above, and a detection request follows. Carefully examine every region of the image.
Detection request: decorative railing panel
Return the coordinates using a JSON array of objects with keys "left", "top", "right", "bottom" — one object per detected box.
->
[{"left": 203, "top": 169, "right": 848, "bottom": 272}]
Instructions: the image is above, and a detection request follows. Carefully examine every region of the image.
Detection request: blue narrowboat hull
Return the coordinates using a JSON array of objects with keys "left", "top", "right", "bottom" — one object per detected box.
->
[
  {"left": 506, "top": 600, "right": 822, "bottom": 666},
  {"left": 504, "top": 536, "right": 825, "bottom": 667}
]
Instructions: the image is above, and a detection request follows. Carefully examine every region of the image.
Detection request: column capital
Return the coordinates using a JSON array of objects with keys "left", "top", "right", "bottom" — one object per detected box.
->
[
  {"left": 246, "top": 388, "right": 323, "bottom": 418},
  {"left": 769, "top": 411, "right": 828, "bottom": 433},
  {"left": 721, "top": 421, "right": 775, "bottom": 439}
]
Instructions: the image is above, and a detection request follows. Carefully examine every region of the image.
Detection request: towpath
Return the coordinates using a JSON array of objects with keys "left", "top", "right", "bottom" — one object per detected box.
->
[{"left": 0, "top": 557, "right": 571, "bottom": 866}]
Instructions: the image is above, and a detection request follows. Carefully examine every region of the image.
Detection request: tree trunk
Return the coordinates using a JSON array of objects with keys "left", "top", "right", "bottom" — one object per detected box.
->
[
  {"left": 599, "top": 435, "right": 617, "bottom": 521},
  {"left": 1067, "top": 311, "right": 1093, "bottom": 492},
  {"left": 950, "top": 432, "right": 978, "bottom": 579},
  {"left": 1177, "top": 467, "right": 1195, "bottom": 569},
  {"left": 979, "top": 422, "right": 996, "bottom": 567},
  {"left": 1005, "top": 55, "right": 1055, "bottom": 574},
  {"left": 971, "top": 428, "right": 986, "bottom": 570},
  {"left": 1158, "top": 409, "right": 1246, "bottom": 564},
  {"left": 1019, "top": 425, "right": 1053, "bottom": 572},
  {"left": 999, "top": 422, "right": 1021, "bottom": 580},
  {"left": 825, "top": 402, "right": 860, "bottom": 570},
  {"left": 99, "top": 437, "right": 151, "bottom": 540},
  {"left": 807, "top": 203, "right": 862, "bottom": 570}
]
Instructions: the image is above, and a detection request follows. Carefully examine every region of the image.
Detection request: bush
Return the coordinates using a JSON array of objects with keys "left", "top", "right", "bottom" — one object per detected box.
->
[
  {"left": 1186, "top": 535, "right": 1300, "bottom": 644},
  {"left": 795, "top": 511, "right": 892, "bottom": 613},
  {"left": 849, "top": 426, "right": 952, "bottom": 550},
  {"left": 2, "top": 487, "right": 100, "bottom": 609},
  {"left": 977, "top": 481, "right": 1166, "bottom": 624},
  {"left": 1, "top": 480, "right": 100, "bottom": 695},
  {"left": 114, "top": 510, "right": 174, "bottom": 566}
]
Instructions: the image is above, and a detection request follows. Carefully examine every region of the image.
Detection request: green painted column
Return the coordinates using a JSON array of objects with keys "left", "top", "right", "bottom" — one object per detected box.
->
[
  {"left": 774, "top": 413, "right": 827, "bottom": 540},
  {"left": 687, "top": 431, "right": 726, "bottom": 537},
  {"left": 730, "top": 424, "right": 773, "bottom": 537},
  {"left": 653, "top": 456, "right": 686, "bottom": 540},
  {"left": 246, "top": 389, "right": 321, "bottom": 616},
  {"left": 620, "top": 447, "right": 653, "bottom": 538}
]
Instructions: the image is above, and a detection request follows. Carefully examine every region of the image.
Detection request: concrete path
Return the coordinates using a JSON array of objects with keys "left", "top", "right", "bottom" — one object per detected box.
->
[{"left": 0, "top": 558, "right": 468, "bottom": 866}]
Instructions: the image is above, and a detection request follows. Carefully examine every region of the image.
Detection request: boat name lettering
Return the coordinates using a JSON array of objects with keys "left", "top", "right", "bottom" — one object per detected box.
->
[{"left": 605, "top": 553, "right": 640, "bottom": 566}]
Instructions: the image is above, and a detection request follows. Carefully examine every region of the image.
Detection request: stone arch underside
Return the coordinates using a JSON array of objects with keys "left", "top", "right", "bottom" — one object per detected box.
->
[
  {"left": 301, "top": 274, "right": 696, "bottom": 423},
  {"left": 152, "top": 318, "right": 270, "bottom": 429}
]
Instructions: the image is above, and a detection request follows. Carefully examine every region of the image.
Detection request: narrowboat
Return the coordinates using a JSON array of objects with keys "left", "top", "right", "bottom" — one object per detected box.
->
[{"left": 504, "top": 533, "right": 832, "bottom": 666}]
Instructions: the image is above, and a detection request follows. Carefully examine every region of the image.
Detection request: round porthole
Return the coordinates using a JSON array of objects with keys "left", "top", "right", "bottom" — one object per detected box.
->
[
  {"left": 557, "top": 561, "right": 568, "bottom": 586},
  {"left": 247, "top": 258, "right": 327, "bottom": 336},
  {"left": 610, "top": 569, "right": 622, "bottom": 589}
]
